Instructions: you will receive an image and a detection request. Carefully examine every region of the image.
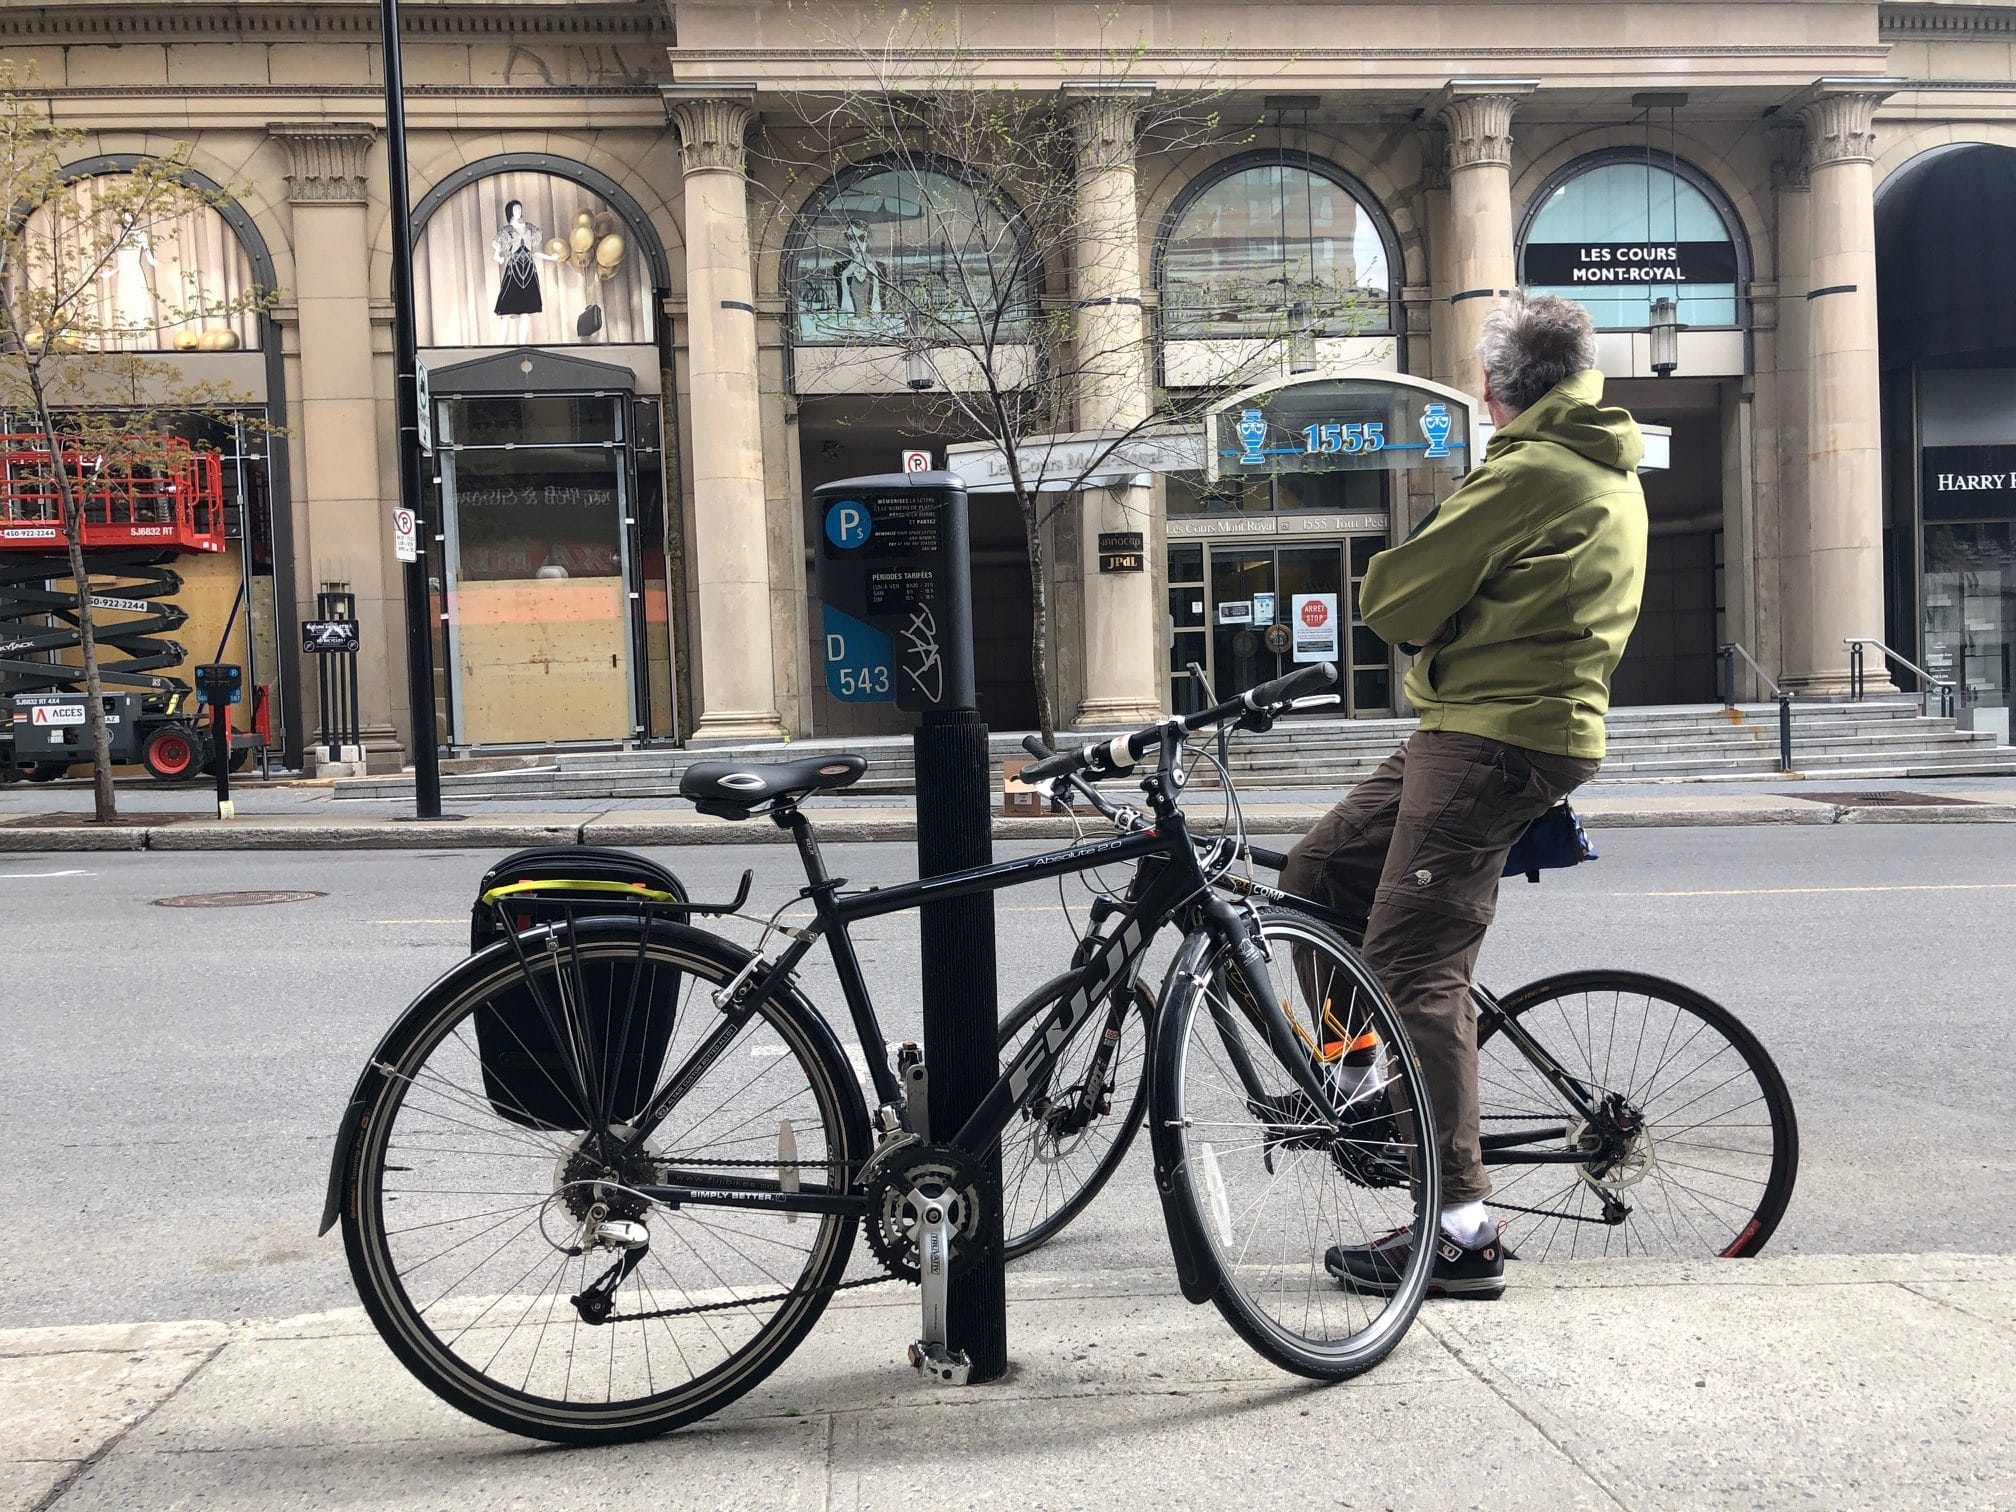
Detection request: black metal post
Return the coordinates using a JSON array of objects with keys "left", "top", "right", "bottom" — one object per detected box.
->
[
  {"left": 914, "top": 705, "right": 1006, "bottom": 1383},
  {"left": 1778, "top": 694, "right": 1793, "bottom": 773},
  {"left": 211, "top": 692, "right": 232, "bottom": 818},
  {"left": 1719, "top": 645, "right": 1736, "bottom": 709},
  {"left": 1848, "top": 642, "right": 1864, "bottom": 702},
  {"left": 380, "top": 0, "right": 442, "bottom": 818}
]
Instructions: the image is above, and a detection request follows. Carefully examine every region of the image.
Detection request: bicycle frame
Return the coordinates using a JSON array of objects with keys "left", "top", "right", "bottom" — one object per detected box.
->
[{"left": 608, "top": 771, "right": 1337, "bottom": 1221}]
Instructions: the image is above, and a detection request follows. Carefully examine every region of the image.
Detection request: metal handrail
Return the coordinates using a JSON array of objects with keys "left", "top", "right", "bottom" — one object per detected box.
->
[
  {"left": 1717, "top": 642, "right": 1790, "bottom": 703},
  {"left": 1716, "top": 643, "right": 1796, "bottom": 773},
  {"left": 1844, "top": 637, "right": 1957, "bottom": 718}
]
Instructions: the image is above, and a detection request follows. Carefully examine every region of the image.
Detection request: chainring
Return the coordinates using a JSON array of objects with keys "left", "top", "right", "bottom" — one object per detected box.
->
[{"left": 861, "top": 1144, "right": 988, "bottom": 1284}]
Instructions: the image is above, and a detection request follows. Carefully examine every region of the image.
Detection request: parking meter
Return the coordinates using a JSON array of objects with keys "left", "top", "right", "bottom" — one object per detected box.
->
[{"left": 193, "top": 663, "right": 241, "bottom": 818}]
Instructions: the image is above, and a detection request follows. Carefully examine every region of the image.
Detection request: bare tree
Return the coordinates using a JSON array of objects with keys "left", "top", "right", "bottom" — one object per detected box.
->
[
  {"left": 760, "top": 7, "right": 1382, "bottom": 740},
  {"left": 0, "top": 67, "right": 272, "bottom": 818}
]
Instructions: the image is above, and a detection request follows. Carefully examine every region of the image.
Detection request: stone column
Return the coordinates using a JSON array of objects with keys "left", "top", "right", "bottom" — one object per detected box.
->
[
  {"left": 268, "top": 122, "right": 402, "bottom": 768},
  {"left": 1768, "top": 121, "right": 1815, "bottom": 691},
  {"left": 1791, "top": 88, "right": 1893, "bottom": 695},
  {"left": 1067, "top": 89, "right": 1163, "bottom": 727},
  {"left": 666, "top": 93, "right": 786, "bottom": 742},
  {"left": 1434, "top": 85, "right": 1531, "bottom": 401},
  {"left": 1419, "top": 122, "right": 1455, "bottom": 390}
]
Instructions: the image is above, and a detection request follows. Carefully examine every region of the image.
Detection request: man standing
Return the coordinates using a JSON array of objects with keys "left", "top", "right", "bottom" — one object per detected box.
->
[{"left": 1286, "top": 292, "right": 1649, "bottom": 1300}]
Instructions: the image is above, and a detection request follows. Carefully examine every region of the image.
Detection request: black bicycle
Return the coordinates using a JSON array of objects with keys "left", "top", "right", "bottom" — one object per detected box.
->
[
  {"left": 996, "top": 726, "right": 1800, "bottom": 1268},
  {"left": 323, "top": 663, "right": 1444, "bottom": 1444}
]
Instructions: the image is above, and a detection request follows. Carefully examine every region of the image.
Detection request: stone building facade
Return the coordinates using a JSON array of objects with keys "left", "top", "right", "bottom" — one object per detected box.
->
[{"left": 8, "top": 0, "right": 2016, "bottom": 761}]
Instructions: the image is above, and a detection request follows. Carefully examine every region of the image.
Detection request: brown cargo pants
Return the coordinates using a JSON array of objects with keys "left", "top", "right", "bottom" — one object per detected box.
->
[{"left": 1281, "top": 729, "right": 1599, "bottom": 1203}]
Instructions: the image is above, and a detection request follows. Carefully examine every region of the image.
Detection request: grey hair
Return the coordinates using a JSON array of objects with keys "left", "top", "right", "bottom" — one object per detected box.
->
[{"left": 1476, "top": 293, "right": 1598, "bottom": 415}]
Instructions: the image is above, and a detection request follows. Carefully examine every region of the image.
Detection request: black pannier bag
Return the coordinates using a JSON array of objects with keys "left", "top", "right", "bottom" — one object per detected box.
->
[{"left": 469, "top": 847, "right": 689, "bottom": 1133}]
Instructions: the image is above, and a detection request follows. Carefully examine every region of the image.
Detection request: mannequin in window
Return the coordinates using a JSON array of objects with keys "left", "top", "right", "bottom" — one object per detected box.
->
[
  {"left": 492, "top": 200, "right": 558, "bottom": 340},
  {"left": 832, "top": 219, "right": 885, "bottom": 322},
  {"left": 103, "top": 211, "right": 161, "bottom": 348}
]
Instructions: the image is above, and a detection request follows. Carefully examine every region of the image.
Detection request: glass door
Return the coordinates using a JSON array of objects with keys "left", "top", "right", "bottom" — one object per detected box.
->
[
  {"left": 438, "top": 395, "right": 636, "bottom": 746},
  {"left": 1169, "top": 536, "right": 1394, "bottom": 715}
]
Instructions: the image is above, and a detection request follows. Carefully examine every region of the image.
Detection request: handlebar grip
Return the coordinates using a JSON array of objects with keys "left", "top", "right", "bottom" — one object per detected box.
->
[
  {"left": 1021, "top": 734, "right": 1054, "bottom": 759},
  {"left": 1243, "top": 661, "right": 1337, "bottom": 711}
]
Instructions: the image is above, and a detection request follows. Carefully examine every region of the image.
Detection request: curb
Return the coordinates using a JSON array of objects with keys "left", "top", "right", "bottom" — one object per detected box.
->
[{"left": 3, "top": 803, "right": 2015, "bottom": 851}]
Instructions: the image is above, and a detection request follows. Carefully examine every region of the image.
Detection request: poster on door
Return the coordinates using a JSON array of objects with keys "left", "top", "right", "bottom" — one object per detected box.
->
[{"left": 1291, "top": 593, "right": 1339, "bottom": 663}]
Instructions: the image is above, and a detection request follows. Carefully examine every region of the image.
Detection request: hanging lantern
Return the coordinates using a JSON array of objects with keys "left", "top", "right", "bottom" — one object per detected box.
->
[
  {"left": 592, "top": 210, "right": 619, "bottom": 238},
  {"left": 22, "top": 327, "right": 48, "bottom": 353},
  {"left": 1648, "top": 296, "right": 1680, "bottom": 378}
]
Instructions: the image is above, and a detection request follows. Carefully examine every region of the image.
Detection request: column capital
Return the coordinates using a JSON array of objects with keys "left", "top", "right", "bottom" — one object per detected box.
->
[
  {"left": 1787, "top": 79, "right": 1903, "bottom": 169},
  {"left": 1767, "top": 120, "right": 1809, "bottom": 191},
  {"left": 1420, "top": 122, "right": 1450, "bottom": 192},
  {"left": 267, "top": 122, "right": 376, "bottom": 205},
  {"left": 1063, "top": 84, "right": 1150, "bottom": 171},
  {"left": 663, "top": 88, "right": 756, "bottom": 175},
  {"left": 1431, "top": 81, "right": 1535, "bottom": 171}
]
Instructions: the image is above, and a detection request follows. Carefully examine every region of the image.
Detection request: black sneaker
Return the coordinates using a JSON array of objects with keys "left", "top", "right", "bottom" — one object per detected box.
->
[{"left": 1325, "top": 1224, "right": 1507, "bottom": 1300}]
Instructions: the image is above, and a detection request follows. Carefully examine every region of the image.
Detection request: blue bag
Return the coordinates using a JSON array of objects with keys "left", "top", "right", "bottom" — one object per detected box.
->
[{"left": 1502, "top": 802, "right": 1597, "bottom": 884}]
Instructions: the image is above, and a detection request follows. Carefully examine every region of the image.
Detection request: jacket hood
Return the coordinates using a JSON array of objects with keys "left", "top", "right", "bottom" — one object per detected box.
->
[{"left": 1486, "top": 368, "right": 1643, "bottom": 473}]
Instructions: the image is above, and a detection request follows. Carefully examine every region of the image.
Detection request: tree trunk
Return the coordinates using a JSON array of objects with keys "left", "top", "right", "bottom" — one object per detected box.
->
[
  {"left": 30, "top": 404, "right": 119, "bottom": 821},
  {"left": 1021, "top": 500, "right": 1054, "bottom": 747}
]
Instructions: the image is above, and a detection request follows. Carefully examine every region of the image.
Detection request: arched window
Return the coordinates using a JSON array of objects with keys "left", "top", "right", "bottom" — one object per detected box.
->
[
  {"left": 785, "top": 162, "right": 1036, "bottom": 343},
  {"left": 1158, "top": 155, "right": 1397, "bottom": 340},
  {"left": 16, "top": 172, "right": 260, "bottom": 351},
  {"left": 1520, "top": 156, "right": 1745, "bottom": 330},
  {"left": 412, "top": 166, "right": 659, "bottom": 348}
]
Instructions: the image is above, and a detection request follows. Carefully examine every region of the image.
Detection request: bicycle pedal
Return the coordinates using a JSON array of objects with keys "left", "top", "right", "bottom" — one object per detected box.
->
[{"left": 908, "top": 1339, "right": 972, "bottom": 1386}]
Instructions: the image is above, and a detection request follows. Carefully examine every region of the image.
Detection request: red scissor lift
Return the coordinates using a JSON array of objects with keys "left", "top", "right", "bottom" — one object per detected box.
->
[{"left": 0, "top": 435, "right": 269, "bottom": 780}]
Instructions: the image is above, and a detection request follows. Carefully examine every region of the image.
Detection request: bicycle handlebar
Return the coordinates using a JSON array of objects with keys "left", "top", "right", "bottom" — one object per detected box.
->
[{"left": 1016, "top": 662, "right": 1338, "bottom": 786}]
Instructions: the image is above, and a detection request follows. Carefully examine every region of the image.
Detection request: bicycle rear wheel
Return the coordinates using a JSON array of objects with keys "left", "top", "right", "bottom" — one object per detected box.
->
[
  {"left": 340, "top": 920, "right": 867, "bottom": 1443},
  {"left": 996, "top": 975, "right": 1152, "bottom": 1261},
  {"left": 1153, "top": 908, "right": 1438, "bottom": 1379},
  {"left": 1475, "top": 970, "right": 1798, "bottom": 1260}
]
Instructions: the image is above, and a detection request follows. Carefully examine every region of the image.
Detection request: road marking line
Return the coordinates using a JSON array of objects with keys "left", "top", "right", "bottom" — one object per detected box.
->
[
  {"left": 0, "top": 869, "right": 92, "bottom": 880},
  {"left": 1621, "top": 883, "right": 2016, "bottom": 899}
]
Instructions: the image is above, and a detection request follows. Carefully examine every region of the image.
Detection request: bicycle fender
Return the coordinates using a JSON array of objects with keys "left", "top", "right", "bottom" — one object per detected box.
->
[{"left": 1147, "top": 929, "right": 1224, "bottom": 1306}]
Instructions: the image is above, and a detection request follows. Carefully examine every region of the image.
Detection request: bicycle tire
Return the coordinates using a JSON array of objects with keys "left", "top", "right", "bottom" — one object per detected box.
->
[
  {"left": 1475, "top": 969, "right": 1798, "bottom": 1260},
  {"left": 1152, "top": 907, "right": 1438, "bottom": 1380},
  {"left": 996, "top": 974, "right": 1153, "bottom": 1260},
  {"left": 340, "top": 920, "right": 868, "bottom": 1444}
]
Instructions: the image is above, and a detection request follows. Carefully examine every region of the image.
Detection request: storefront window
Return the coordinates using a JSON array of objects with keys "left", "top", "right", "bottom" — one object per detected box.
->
[
  {"left": 16, "top": 175, "right": 259, "bottom": 351},
  {"left": 1521, "top": 159, "right": 1740, "bottom": 330},
  {"left": 786, "top": 164, "right": 1034, "bottom": 342},
  {"left": 413, "top": 171, "right": 654, "bottom": 348},
  {"left": 1160, "top": 159, "right": 1393, "bottom": 339}
]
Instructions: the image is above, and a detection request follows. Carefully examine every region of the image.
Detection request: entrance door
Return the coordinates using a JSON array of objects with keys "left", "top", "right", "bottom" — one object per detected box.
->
[
  {"left": 1171, "top": 536, "right": 1393, "bottom": 716},
  {"left": 439, "top": 395, "right": 636, "bottom": 745}
]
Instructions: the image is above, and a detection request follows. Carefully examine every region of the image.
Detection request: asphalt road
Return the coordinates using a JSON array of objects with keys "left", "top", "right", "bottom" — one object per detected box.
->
[{"left": 3, "top": 824, "right": 2012, "bottom": 1329}]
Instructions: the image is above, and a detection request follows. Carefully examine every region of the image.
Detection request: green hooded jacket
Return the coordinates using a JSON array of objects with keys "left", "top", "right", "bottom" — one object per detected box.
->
[{"left": 1359, "top": 369, "right": 1648, "bottom": 759}]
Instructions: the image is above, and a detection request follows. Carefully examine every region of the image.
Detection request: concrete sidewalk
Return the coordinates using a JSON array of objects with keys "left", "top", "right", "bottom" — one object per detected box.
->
[
  {"left": 7, "top": 1254, "right": 2012, "bottom": 1510},
  {"left": 4, "top": 787, "right": 2016, "bottom": 850}
]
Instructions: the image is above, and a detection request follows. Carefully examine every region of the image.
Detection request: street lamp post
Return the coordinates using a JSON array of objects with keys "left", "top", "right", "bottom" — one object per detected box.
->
[{"left": 380, "top": 0, "right": 443, "bottom": 818}]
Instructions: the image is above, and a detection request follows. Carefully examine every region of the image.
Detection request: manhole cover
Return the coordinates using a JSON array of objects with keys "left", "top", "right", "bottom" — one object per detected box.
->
[
  {"left": 1789, "top": 790, "right": 1980, "bottom": 808},
  {"left": 153, "top": 890, "right": 327, "bottom": 908}
]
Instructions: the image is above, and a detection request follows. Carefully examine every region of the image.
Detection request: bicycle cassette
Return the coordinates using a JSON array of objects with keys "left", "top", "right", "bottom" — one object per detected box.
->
[{"left": 862, "top": 1144, "right": 989, "bottom": 1284}]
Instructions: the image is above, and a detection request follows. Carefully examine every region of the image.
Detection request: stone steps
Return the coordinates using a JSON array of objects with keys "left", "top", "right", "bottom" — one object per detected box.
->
[{"left": 336, "top": 698, "right": 2016, "bottom": 801}]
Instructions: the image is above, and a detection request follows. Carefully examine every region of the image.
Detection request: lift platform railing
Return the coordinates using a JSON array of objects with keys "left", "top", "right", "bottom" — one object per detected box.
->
[{"left": 0, "top": 435, "right": 226, "bottom": 555}]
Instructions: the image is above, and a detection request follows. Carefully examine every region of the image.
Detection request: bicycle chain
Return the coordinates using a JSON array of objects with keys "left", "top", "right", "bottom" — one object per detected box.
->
[{"left": 591, "top": 1154, "right": 882, "bottom": 1323}]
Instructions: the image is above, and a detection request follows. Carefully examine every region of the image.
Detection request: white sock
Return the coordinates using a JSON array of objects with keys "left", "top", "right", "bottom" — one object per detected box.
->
[{"left": 1440, "top": 1200, "right": 1492, "bottom": 1246}]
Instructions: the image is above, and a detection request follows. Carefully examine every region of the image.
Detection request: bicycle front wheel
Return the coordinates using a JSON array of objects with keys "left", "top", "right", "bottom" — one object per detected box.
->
[
  {"left": 997, "top": 974, "right": 1153, "bottom": 1260},
  {"left": 340, "top": 920, "right": 867, "bottom": 1444},
  {"left": 1475, "top": 970, "right": 1798, "bottom": 1260},
  {"left": 1154, "top": 908, "right": 1439, "bottom": 1380}
]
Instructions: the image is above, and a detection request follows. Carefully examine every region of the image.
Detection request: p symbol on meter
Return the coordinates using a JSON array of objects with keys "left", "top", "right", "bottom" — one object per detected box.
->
[{"left": 825, "top": 500, "right": 871, "bottom": 550}]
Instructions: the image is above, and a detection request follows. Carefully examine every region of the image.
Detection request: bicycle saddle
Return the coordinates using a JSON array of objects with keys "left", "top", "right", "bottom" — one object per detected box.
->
[{"left": 679, "top": 753, "right": 868, "bottom": 818}]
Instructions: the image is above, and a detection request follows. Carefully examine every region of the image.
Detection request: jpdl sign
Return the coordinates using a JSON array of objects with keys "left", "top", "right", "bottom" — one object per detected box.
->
[{"left": 1523, "top": 241, "right": 1739, "bottom": 286}]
